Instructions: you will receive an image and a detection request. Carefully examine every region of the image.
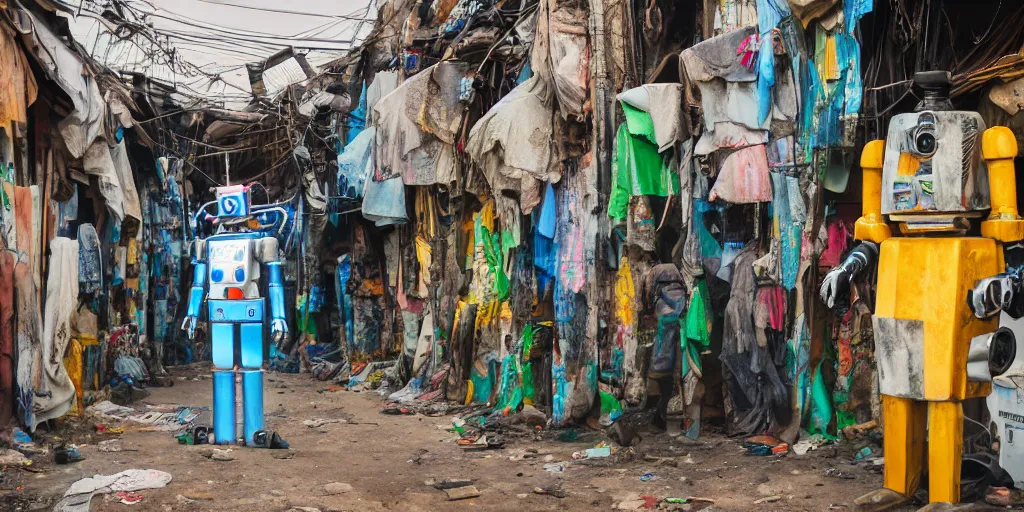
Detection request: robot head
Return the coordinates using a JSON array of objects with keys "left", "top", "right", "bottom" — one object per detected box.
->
[
  {"left": 215, "top": 185, "right": 250, "bottom": 218},
  {"left": 881, "top": 71, "right": 990, "bottom": 216}
]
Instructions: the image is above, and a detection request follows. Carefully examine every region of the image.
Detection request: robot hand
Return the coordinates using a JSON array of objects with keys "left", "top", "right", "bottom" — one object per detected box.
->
[
  {"left": 270, "top": 318, "right": 288, "bottom": 343},
  {"left": 968, "top": 271, "right": 1024, "bottom": 319},
  {"left": 819, "top": 241, "right": 879, "bottom": 309},
  {"left": 181, "top": 316, "right": 198, "bottom": 340}
]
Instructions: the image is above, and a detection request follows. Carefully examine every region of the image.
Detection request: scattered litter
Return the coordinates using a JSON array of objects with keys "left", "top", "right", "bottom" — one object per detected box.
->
[
  {"left": 444, "top": 485, "right": 480, "bottom": 500},
  {"left": 98, "top": 439, "right": 134, "bottom": 453},
  {"left": 323, "top": 482, "right": 353, "bottom": 495},
  {"left": 12, "top": 427, "right": 32, "bottom": 446},
  {"left": 792, "top": 432, "right": 832, "bottom": 455},
  {"left": 0, "top": 449, "right": 30, "bottom": 466},
  {"left": 824, "top": 468, "right": 855, "bottom": 480},
  {"left": 114, "top": 491, "right": 144, "bottom": 505},
  {"left": 303, "top": 418, "right": 348, "bottom": 428},
  {"left": 841, "top": 420, "right": 878, "bottom": 440},
  {"left": 639, "top": 471, "right": 657, "bottom": 482},
  {"left": 743, "top": 434, "right": 786, "bottom": 456},
  {"left": 573, "top": 443, "right": 613, "bottom": 459},
  {"left": 429, "top": 479, "right": 475, "bottom": 490},
  {"left": 55, "top": 446, "right": 86, "bottom": 464},
  {"left": 53, "top": 469, "right": 172, "bottom": 512},
  {"left": 273, "top": 450, "right": 296, "bottom": 460},
  {"left": 204, "top": 448, "right": 234, "bottom": 461},
  {"left": 87, "top": 401, "right": 203, "bottom": 432},
  {"left": 380, "top": 407, "right": 415, "bottom": 415},
  {"left": 754, "top": 495, "right": 782, "bottom": 504},
  {"left": 985, "top": 486, "right": 1011, "bottom": 507},
  {"left": 543, "top": 463, "right": 565, "bottom": 473},
  {"left": 533, "top": 486, "right": 568, "bottom": 498},
  {"left": 95, "top": 424, "right": 124, "bottom": 435}
]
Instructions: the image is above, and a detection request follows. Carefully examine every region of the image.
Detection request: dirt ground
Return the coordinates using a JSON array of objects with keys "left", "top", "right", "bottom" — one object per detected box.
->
[{"left": 3, "top": 365, "right": 920, "bottom": 511}]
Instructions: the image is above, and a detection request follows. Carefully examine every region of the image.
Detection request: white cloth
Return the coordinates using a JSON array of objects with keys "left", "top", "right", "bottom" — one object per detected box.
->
[
  {"left": 13, "top": 8, "right": 105, "bottom": 159},
  {"left": 35, "top": 237, "right": 79, "bottom": 430},
  {"left": 617, "top": 84, "right": 685, "bottom": 153},
  {"left": 54, "top": 469, "right": 172, "bottom": 512},
  {"left": 110, "top": 141, "right": 142, "bottom": 233},
  {"left": 81, "top": 141, "right": 125, "bottom": 224}
]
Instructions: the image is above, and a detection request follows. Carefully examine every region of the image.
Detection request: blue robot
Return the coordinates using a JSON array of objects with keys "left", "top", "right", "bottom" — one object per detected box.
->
[{"left": 181, "top": 185, "right": 289, "bottom": 446}]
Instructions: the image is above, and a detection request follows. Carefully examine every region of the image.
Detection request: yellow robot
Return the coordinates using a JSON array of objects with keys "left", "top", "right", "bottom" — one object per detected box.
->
[{"left": 820, "top": 71, "right": 1024, "bottom": 509}]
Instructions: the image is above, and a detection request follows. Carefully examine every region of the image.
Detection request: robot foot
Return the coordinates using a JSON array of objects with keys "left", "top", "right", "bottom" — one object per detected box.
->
[
  {"left": 915, "top": 503, "right": 969, "bottom": 512},
  {"left": 853, "top": 488, "right": 910, "bottom": 512}
]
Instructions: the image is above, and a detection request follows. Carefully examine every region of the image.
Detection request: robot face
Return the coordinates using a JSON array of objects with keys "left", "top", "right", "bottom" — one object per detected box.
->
[
  {"left": 881, "top": 110, "right": 989, "bottom": 215},
  {"left": 216, "top": 185, "right": 250, "bottom": 218}
]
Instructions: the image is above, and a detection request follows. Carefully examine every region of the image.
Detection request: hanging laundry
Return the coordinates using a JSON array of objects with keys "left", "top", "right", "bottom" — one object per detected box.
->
[
  {"left": 466, "top": 76, "right": 560, "bottom": 214},
  {"left": 709, "top": 144, "right": 773, "bottom": 203},
  {"left": 336, "top": 127, "right": 375, "bottom": 200},
  {"left": 373, "top": 62, "right": 468, "bottom": 186},
  {"left": 608, "top": 103, "right": 679, "bottom": 221},
  {"left": 531, "top": 0, "right": 589, "bottom": 119},
  {"left": 78, "top": 224, "right": 102, "bottom": 294},
  {"left": 35, "top": 238, "right": 79, "bottom": 430},
  {"left": 617, "top": 83, "right": 689, "bottom": 152}
]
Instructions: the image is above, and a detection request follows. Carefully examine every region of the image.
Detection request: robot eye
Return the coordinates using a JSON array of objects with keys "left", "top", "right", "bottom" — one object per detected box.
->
[{"left": 915, "top": 131, "right": 937, "bottom": 156}]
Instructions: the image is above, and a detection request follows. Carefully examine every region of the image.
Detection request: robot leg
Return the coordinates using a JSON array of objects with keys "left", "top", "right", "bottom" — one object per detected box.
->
[
  {"left": 856, "top": 395, "right": 925, "bottom": 510},
  {"left": 240, "top": 321, "right": 264, "bottom": 445},
  {"left": 211, "top": 320, "right": 237, "bottom": 445},
  {"left": 927, "top": 401, "right": 964, "bottom": 504}
]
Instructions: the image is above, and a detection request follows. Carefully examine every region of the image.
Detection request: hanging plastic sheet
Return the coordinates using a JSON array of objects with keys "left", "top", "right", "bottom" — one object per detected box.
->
[
  {"left": 345, "top": 82, "right": 368, "bottom": 146},
  {"left": 337, "top": 127, "right": 375, "bottom": 200}
]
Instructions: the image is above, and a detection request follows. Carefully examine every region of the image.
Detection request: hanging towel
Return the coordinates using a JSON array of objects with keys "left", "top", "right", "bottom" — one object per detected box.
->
[{"left": 35, "top": 237, "right": 79, "bottom": 430}]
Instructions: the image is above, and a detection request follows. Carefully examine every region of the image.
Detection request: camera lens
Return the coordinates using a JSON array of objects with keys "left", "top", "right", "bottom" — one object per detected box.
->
[{"left": 915, "top": 131, "right": 937, "bottom": 155}]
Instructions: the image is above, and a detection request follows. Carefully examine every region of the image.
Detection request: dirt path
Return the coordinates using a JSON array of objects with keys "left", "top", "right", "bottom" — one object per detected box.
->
[{"left": 10, "top": 366, "right": 883, "bottom": 511}]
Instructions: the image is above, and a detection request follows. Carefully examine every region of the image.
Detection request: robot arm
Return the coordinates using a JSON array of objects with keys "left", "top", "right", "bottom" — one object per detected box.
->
[
  {"left": 257, "top": 237, "right": 288, "bottom": 343},
  {"left": 968, "top": 270, "right": 1024, "bottom": 319},
  {"left": 819, "top": 241, "right": 879, "bottom": 309},
  {"left": 181, "top": 239, "right": 208, "bottom": 339}
]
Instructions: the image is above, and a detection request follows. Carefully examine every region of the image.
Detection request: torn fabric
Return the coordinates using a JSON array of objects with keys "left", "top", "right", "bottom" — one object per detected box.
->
[
  {"left": 35, "top": 237, "right": 78, "bottom": 430},
  {"left": 531, "top": 0, "right": 589, "bottom": 119},
  {"left": 466, "top": 76, "right": 560, "bottom": 213},
  {"left": 373, "top": 62, "right": 468, "bottom": 186},
  {"left": 13, "top": 8, "right": 105, "bottom": 159},
  {"left": 709, "top": 145, "right": 772, "bottom": 203}
]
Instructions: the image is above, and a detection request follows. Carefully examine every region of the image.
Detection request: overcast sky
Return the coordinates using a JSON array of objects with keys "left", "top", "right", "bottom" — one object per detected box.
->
[{"left": 63, "top": 0, "right": 376, "bottom": 107}]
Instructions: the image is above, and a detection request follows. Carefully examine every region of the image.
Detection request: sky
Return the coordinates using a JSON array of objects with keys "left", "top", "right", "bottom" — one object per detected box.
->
[{"left": 59, "top": 0, "right": 377, "bottom": 108}]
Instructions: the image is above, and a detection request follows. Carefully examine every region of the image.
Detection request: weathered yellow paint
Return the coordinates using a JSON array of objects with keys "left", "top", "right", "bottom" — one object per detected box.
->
[
  {"left": 881, "top": 395, "right": 925, "bottom": 496},
  {"left": 874, "top": 237, "right": 1000, "bottom": 400},
  {"left": 927, "top": 401, "right": 964, "bottom": 504},
  {"left": 896, "top": 152, "right": 921, "bottom": 176},
  {"left": 981, "top": 126, "right": 1024, "bottom": 242},
  {"left": 855, "top": 140, "right": 892, "bottom": 243}
]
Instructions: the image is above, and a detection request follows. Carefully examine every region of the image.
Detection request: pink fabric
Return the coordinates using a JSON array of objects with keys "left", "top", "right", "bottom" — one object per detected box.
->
[
  {"left": 819, "top": 221, "right": 850, "bottom": 267},
  {"left": 709, "top": 145, "right": 772, "bottom": 203}
]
